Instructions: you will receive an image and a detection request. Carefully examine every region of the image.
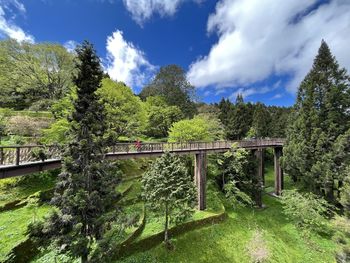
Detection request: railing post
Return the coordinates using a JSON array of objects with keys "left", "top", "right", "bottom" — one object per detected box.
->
[
  {"left": 0, "top": 148, "right": 3, "bottom": 165},
  {"left": 16, "top": 147, "right": 20, "bottom": 165}
]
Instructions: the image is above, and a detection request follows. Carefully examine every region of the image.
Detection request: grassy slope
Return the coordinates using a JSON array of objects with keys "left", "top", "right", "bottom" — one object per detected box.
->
[
  {"left": 0, "top": 173, "right": 56, "bottom": 207},
  {"left": 0, "top": 205, "right": 53, "bottom": 262},
  {"left": 119, "top": 164, "right": 337, "bottom": 263}
]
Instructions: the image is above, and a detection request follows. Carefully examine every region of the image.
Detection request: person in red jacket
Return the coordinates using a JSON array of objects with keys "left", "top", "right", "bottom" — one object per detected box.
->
[{"left": 135, "top": 139, "right": 141, "bottom": 152}]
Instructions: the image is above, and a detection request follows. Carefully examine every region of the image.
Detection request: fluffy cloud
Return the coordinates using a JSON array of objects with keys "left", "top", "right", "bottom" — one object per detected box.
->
[
  {"left": 105, "top": 30, "right": 155, "bottom": 88},
  {"left": 0, "top": 0, "right": 34, "bottom": 42},
  {"left": 123, "top": 0, "right": 203, "bottom": 25},
  {"left": 187, "top": 0, "right": 350, "bottom": 93}
]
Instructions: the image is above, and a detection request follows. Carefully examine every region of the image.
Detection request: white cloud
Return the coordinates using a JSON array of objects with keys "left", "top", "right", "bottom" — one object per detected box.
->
[
  {"left": 122, "top": 0, "right": 203, "bottom": 25},
  {"left": 105, "top": 30, "right": 156, "bottom": 88},
  {"left": 0, "top": 0, "right": 34, "bottom": 42},
  {"left": 187, "top": 0, "right": 350, "bottom": 93},
  {"left": 64, "top": 40, "right": 78, "bottom": 53}
]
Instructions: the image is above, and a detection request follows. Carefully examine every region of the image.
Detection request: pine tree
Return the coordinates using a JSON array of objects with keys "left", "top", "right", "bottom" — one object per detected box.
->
[
  {"left": 251, "top": 103, "right": 271, "bottom": 138},
  {"left": 29, "top": 41, "right": 120, "bottom": 262},
  {"left": 283, "top": 40, "right": 350, "bottom": 201},
  {"left": 141, "top": 152, "right": 197, "bottom": 247},
  {"left": 226, "top": 95, "right": 253, "bottom": 139}
]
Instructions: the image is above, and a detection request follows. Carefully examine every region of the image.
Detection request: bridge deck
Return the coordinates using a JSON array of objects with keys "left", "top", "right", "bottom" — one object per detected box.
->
[{"left": 0, "top": 139, "right": 285, "bottom": 179}]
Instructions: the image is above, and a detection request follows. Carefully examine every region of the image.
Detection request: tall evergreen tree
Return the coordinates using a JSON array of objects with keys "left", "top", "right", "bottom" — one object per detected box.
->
[
  {"left": 226, "top": 95, "right": 252, "bottom": 139},
  {"left": 251, "top": 103, "right": 271, "bottom": 138},
  {"left": 283, "top": 40, "right": 350, "bottom": 201},
  {"left": 29, "top": 41, "right": 120, "bottom": 262}
]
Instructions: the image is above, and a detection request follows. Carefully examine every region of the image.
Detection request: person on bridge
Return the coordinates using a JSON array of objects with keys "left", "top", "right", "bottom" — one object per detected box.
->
[{"left": 135, "top": 139, "right": 141, "bottom": 152}]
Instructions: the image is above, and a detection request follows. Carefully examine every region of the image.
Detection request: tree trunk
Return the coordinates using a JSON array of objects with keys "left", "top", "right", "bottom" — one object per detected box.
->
[{"left": 164, "top": 203, "right": 169, "bottom": 245}]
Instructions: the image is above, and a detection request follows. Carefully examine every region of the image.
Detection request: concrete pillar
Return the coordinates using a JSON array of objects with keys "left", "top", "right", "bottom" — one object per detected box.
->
[
  {"left": 274, "top": 147, "right": 283, "bottom": 196},
  {"left": 254, "top": 149, "right": 264, "bottom": 208},
  {"left": 194, "top": 152, "right": 207, "bottom": 210}
]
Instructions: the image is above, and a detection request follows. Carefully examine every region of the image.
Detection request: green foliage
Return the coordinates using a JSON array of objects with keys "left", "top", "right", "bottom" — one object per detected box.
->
[
  {"left": 97, "top": 78, "right": 147, "bottom": 141},
  {"left": 139, "top": 64, "right": 197, "bottom": 118},
  {"left": 143, "top": 96, "right": 183, "bottom": 138},
  {"left": 168, "top": 115, "right": 221, "bottom": 142},
  {"left": 219, "top": 146, "right": 259, "bottom": 206},
  {"left": 280, "top": 189, "right": 333, "bottom": 232},
  {"left": 340, "top": 166, "right": 350, "bottom": 218},
  {"left": 6, "top": 115, "right": 51, "bottom": 137},
  {"left": 0, "top": 39, "right": 75, "bottom": 109},
  {"left": 283, "top": 41, "right": 350, "bottom": 202},
  {"left": 141, "top": 152, "right": 197, "bottom": 244},
  {"left": 28, "top": 41, "right": 120, "bottom": 262},
  {"left": 41, "top": 118, "right": 70, "bottom": 144},
  {"left": 224, "top": 180, "right": 253, "bottom": 208}
]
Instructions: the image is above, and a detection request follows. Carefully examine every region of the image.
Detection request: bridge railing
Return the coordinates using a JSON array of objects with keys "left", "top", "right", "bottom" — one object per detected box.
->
[{"left": 0, "top": 139, "right": 285, "bottom": 167}]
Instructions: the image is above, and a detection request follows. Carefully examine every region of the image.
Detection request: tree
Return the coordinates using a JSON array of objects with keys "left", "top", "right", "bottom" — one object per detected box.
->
[
  {"left": 219, "top": 146, "right": 258, "bottom": 206},
  {"left": 143, "top": 96, "right": 183, "bottom": 138},
  {"left": 139, "top": 65, "right": 197, "bottom": 118},
  {"left": 168, "top": 115, "right": 222, "bottom": 142},
  {"left": 29, "top": 41, "right": 120, "bottom": 263},
  {"left": 283, "top": 41, "right": 350, "bottom": 201},
  {"left": 141, "top": 152, "right": 196, "bottom": 246},
  {"left": 251, "top": 103, "right": 271, "bottom": 138},
  {"left": 97, "top": 78, "right": 147, "bottom": 142},
  {"left": 340, "top": 166, "right": 350, "bottom": 218},
  {"left": 225, "top": 95, "right": 253, "bottom": 139},
  {"left": 0, "top": 39, "right": 74, "bottom": 109}
]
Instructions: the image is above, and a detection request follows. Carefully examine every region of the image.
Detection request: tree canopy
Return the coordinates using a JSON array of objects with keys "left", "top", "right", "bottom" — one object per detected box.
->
[{"left": 283, "top": 40, "right": 350, "bottom": 202}]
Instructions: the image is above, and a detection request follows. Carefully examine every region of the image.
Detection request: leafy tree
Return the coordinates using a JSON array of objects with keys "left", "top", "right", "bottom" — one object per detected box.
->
[
  {"left": 28, "top": 41, "right": 120, "bottom": 263},
  {"left": 97, "top": 78, "right": 147, "bottom": 142},
  {"left": 168, "top": 116, "right": 221, "bottom": 142},
  {"left": 139, "top": 65, "right": 197, "bottom": 118},
  {"left": 0, "top": 39, "right": 74, "bottom": 109},
  {"left": 283, "top": 40, "right": 350, "bottom": 201},
  {"left": 280, "top": 189, "right": 333, "bottom": 232},
  {"left": 142, "top": 152, "right": 196, "bottom": 246},
  {"left": 219, "top": 146, "right": 259, "bottom": 206},
  {"left": 143, "top": 96, "right": 183, "bottom": 138}
]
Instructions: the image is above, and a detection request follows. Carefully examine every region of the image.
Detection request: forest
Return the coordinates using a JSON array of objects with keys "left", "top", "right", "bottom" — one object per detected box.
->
[{"left": 0, "top": 38, "right": 349, "bottom": 263}]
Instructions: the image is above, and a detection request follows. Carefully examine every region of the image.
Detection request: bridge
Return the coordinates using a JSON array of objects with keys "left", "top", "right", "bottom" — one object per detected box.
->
[{"left": 0, "top": 139, "right": 285, "bottom": 210}]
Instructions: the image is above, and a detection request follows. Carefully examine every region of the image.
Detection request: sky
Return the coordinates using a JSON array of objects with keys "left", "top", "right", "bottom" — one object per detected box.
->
[{"left": 0, "top": 0, "right": 349, "bottom": 107}]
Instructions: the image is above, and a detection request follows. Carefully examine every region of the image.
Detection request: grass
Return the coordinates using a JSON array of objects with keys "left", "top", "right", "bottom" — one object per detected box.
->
[
  {"left": 0, "top": 171, "right": 57, "bottom": 207},
  {"left": 0, "top": 204, "right": 53, "bottom": 262},
  {"left": 118, "top": 164, "right": 338, "bottom": 263},
  {"left": 135, "top": 183, "right": 224, "bottom": 242}
]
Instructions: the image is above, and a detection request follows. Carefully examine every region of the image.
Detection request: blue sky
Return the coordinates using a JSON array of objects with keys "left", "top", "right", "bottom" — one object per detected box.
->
[{"left": 0, "top": 0, "right": 350, "bottom": 106}]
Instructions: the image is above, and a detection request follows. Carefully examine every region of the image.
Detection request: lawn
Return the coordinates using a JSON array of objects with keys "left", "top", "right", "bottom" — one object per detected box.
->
[
  {"left": 118, "top": 164, "right": 338, "bottom": 263},
  {"left": 0, "top": 204, "right": 53, "bottom": 262}
]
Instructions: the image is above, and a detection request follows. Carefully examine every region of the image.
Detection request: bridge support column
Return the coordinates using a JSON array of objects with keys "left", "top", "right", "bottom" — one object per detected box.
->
[
  {"left": 194, "top": 152, "right": 207, "bottom": 210},
  {"left": 253, "top": 149, "right": 264, "bottom": 208},
  {"left": 274, "top": 147, "right": 283, "bottom": 196}
]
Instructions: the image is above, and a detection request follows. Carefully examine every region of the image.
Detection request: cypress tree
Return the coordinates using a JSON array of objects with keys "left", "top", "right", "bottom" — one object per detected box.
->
[
  {"left": 29, "top": 41, "right": 120, "bottom": 262},
  {"left": 283, "top": 40, "right": 350, "bottom": 201}
]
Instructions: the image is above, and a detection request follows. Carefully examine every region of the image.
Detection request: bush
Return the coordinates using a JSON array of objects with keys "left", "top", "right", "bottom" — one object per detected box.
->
[
  {"left": 280, "top": 189, "right": 333, "bottom": 232},
  {"left": 6, "top": 115, "right": 51, "bottom": 137}
]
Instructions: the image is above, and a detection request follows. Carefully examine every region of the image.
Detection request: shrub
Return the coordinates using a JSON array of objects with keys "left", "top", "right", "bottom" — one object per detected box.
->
[
  {"left": 6, "top": 115, "right": 51, "bottom": 137},
  {"left": 280, "top": 189, "right": 333, "bottom": 232}
]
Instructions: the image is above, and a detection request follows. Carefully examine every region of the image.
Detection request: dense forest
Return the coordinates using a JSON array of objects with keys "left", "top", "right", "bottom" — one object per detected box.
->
[{"left": 0, "top": 38, "right": 349, "bottom": 263}]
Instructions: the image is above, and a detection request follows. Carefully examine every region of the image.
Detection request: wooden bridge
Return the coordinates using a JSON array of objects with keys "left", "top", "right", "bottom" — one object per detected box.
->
[{"left": 0, "top": 139, "right": 285, "bottom": 210}]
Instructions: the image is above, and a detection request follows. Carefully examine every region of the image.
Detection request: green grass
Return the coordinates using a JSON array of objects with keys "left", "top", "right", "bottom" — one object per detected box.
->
[
  {"left": 0, "top": 172, "right": 57, "bottom": 207},
  {"left": 119, "top": 194, "right": 337, "bottom": 263},
  {"left": 264, "top": 162, "right": 294, "bottom": 193},
  {"left": 0, "top": 204, "right": 53, "bottom": 262},
  {"left": 135, "top": 183, "right": 224, "bottom": 242},
  {"left": 119, "top": 164, "right": 338, "bottom": 263}
]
